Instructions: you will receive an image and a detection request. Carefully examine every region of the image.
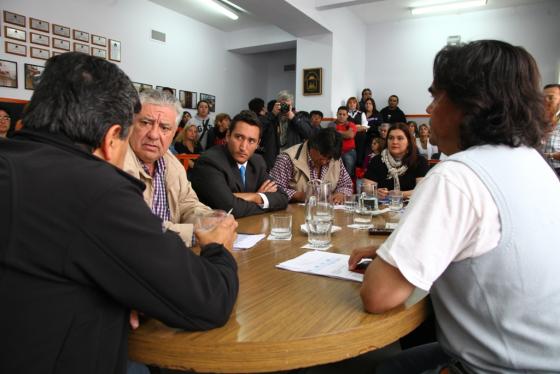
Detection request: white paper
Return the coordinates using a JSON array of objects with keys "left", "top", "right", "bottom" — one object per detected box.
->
[
  {"left": 233, "top": 234, "right": 265, "bottom": 250},
  {"left": 276, "top": 251, "right": 363, "bottom": 282}
]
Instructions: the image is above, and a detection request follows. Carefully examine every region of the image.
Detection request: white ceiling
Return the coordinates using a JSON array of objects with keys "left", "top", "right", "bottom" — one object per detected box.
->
[{"left": 149, "top": 0, "right": 550, "bottom": 33}]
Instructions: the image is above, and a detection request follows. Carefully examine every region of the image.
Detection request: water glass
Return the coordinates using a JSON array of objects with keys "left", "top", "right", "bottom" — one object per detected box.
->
[
  {"left": 194, "top": 210, "right": 227, "bottom": 232},
  {"left": 389, "top": 190, "right": 404, "bottom": 211},
  {"left": 306, "top": 213, "right": 332, "bottom": 248},
  {"left": 353, "top": 209, "right": 372, "bottom": 229},
  {"left": 361, "top": 183, "right": 378, "bottom": 212},
  {"left": 270, "top": 214, "right": 292, "bottom": 239},
  {"left": 344, "top": 194, "right": 358, "bottom": 213}
]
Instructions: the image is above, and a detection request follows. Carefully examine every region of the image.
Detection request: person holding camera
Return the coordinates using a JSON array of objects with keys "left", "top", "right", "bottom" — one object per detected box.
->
[{"left": 273, "top": 90, "right": 318, "bottom": 151}]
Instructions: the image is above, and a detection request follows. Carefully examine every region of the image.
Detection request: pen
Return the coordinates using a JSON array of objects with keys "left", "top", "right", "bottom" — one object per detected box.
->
[{"left": 227, "top": 208, "right": 233, "bottom": 215}]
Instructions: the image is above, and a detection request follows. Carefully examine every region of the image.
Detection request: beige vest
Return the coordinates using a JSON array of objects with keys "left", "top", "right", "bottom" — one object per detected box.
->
[{"left": 283, "top": 141, "right": 341, "bottom": 193}]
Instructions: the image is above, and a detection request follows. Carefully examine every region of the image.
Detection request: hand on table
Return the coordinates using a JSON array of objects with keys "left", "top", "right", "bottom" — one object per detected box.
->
[
  {"left": 348, "top": 246, "right": 378, "bottom": 271},
  {"left": 377, "top": 188, "right": 389, "bottom": 199},
  {"left": 332, "top": 192, "right": 345, "bottom": 205}
]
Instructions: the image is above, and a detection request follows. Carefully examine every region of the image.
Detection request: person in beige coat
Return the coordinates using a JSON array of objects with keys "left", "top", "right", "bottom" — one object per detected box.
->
[{"left": 124, "top": 89, "right": 211, "bottom": 246}]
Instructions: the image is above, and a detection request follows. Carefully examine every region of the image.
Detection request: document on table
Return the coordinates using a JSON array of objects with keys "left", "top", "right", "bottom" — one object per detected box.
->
[
  {"left": 276, "top": 251, "right": 363, "bottom": 282},
  {"left": 234, "top": 233, "right": 266, "bottom": 250}
]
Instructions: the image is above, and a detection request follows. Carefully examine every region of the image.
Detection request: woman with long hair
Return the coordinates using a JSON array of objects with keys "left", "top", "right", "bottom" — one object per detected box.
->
[{"left": 416, "top": 123, "right": 439, "bottom": 159}]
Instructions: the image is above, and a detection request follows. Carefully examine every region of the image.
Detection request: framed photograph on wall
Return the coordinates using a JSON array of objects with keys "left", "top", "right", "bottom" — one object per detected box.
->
[
  {"left": 5, "top": 42, "right": 27, "bottom": 57},
  {"left": 30, "top": 47, "right": 50, "bottom": 60},
  {"left": 109, "top": 39, "right": 121, "bottom": 62},
  {"left": 73, "top": 29, "right": 90, "bottom": 43},
  {"left": 132, "top": 82, "right": 153, "bottom": 93},
  {"left": 303, "top": 68, "right": 322, "bottom": 96},
  {"left": 24, "top": 63, "right": 45, "bottom": 90},
  {"left": 30, "top": 32, "right": 50, "bottom": 47},
  {"left": 179, "top": 90, "right": 197, "bottom": 109},
  {"left": 30, "top": 17, "right": 49, "bottom": 32},
  {"left": 91, "top": 47, "right": 107, "bottom": 59},
  {"left": 74, "top": 43, "right": 90, "bottom": 54},
  {"left": 199, "top": 93, "right": 216, "bottom": 112},
  {"left": 0, "top": 59, "right": 18, "bottom": 88},
  {"left": 4, "top": 11, "right": 26, "bottom": 27},
  {"left": 5, "top": 26, "right": 26, "bottom": 42},
  {"left": 53, "top": 38, "right": 70, "bottom": 51},
  {"left": 91, "top": 34, "right": 107, "bottom": 47},
  {"left": 156, "top": 86, "right": 176, "bottom": 96},
  {"left": 52, "top": 24, "right": 71, "bottom": 38}
]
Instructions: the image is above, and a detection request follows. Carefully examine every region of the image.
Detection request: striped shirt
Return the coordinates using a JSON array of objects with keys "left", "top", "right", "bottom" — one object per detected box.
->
[
  {"left": 141, "top": 157, "right": 171, "bottom": 222},
  {"left": 270, "top": 152, "right": 353, "bottom": 200},
  {"left": 543, "top": 123, "right": 560, "bottom": 169}
]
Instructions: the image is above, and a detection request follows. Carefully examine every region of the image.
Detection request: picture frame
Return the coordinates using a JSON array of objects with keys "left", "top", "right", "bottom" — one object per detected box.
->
[
  {"left": 30, "top": 47, "right": 50, "bottom": 60},
  {"left": 52, "top": 24, "right": 70, "bottom": 38},
  {"left": 24, "top": 63, "right": 45, "bottom": 90},
  {"left": 30, "top": 17, "right": 49, "bottom": 32},
  {"left": 199, "top": 93, "right": 216, "bottom": 112},
  {"left": 91, "top": 34, "right": 107, "bottom": 47},
  {"left": 109, "top": 39, "right": 121, "bottom": 62},
  {"left": 53, "top": 38, "right": 71, "bottom": 51},
  {"left": 132, "top": 82, "right": 153, "bottom": 93},
  {"left": 0, "top": 59, "right": 18, "bottom": 88},
  {"left": 91, "top": 47, "right": 107, "bottom": 59},
  {"left": 179, "top": 90, "right": 197, "bottom": 109},
  {"left": 303, "top": 68, "right": 322, "bottom": 96},
  {"left": 30, "top": 32, "right": 50, "bottom": 47},
  {"left": 156, "top": 86, "right": 176, "bottom": 96},
  {"left": 5, "top": 42, "right": 27, "bottom": 57},
  {"left": 4, "top": 11, "right": 26, "bottom": 27},
  {"left": 4, "top": 26, "right": 26, "bottom": 42},
  {"left": 74, "top": 42, "right": 90, "bottom": 54},
  {"left": 73, "top": 29, "right": 89, "bottom": 43}
]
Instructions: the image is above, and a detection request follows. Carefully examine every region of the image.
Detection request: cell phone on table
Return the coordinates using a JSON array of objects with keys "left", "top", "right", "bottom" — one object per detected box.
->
[
  {"left": 351, "top": 260, "right": 371, "bottom": 274},
  {"left": 368, "top": 227, "right": 394, "bottom": 235}
]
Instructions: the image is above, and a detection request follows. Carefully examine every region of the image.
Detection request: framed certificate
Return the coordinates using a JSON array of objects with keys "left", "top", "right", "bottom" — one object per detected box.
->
[
  {"left": 4, "top": 11, "right": 26, "bottom": 27},
  {"left": 91, "top": 34, "right": 107, "bottom": 47},
  {"left": 5, "top": 26, "right": 26, "bottom": 42},
  {"left": 30, "top": 47, "right": 50, "bottom": 60},
  {"left": 109, "top": 39, "right": 121, "bottom": 62},
  {"left": 52, "top": 24, "right": 70, "bottom": 38},
  {"left": 30, "top": 32, "right": 50, "bottom": 47},
  {"left": 5, "top": 42, "right": 27, "bottom": 57},
  {"left": 91, "top": 47, "right": 107, "bottom": 59},
  {"left": 53, "top": 38, "right": 71, "bottom": 51},
  {"left": 74, "top": 42, "right": 90, "bottom": 54},
  {"left": 73, "top": 29, "right": 90, "bottom": 43},
  {"left": 30, "top": 17, "right": 49, "bottom": 32}
]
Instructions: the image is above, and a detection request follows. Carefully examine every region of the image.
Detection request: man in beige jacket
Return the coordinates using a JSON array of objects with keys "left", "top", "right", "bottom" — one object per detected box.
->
[{"left": 124, "top": 88, "right": 211, "bottom": 246}]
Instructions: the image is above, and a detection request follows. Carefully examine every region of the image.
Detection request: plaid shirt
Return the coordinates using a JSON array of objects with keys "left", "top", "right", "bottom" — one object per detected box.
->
[
  {"left": 543, "top": 122, "right": 560, "bottom": 169},
  {"left": 270, "top": 152, "right": 353, "bottom": 200},
  {"left": 141, "top": 157, "right": 171, "bottom": 222}
]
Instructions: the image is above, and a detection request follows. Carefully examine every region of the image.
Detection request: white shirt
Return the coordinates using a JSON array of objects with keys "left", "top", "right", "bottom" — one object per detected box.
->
[{"left": 376, "top": 160, "right": 501, "bottom": 291}]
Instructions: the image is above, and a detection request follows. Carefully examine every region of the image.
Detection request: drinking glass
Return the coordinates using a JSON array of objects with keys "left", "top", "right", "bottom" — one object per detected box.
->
[
  {"left": 389, "top": 190, "right": 404, "bottom": 211},
  {"left": 361, "top": 183, "right": 378, "bottom": 212},
  {"left": 194, "top": 210, "right": 227, "bottom": 232},
  {"left": 344, "top": 194, "right": 358, "bottom": 213},
  {"left": 270, "top": 214, "right": 292, "bottom": 239}
]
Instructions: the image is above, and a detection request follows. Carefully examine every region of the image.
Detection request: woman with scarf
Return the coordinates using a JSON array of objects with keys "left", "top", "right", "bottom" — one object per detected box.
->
[{"left": 363, "top": 122, "right": 428, "bottom": 199}]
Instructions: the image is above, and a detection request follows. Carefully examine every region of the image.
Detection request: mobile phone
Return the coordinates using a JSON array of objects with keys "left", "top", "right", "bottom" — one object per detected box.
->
[{"left": 368, "top": 227, "right": 394, "bottom": 235}]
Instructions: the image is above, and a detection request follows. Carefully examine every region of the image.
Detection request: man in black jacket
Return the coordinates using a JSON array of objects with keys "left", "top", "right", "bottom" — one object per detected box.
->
[
  {"left": 0, "top": 52, "right": 239, "bottom": 374},
  {"left": 190, "top": 110, "right": 289, "bottom": 218}
]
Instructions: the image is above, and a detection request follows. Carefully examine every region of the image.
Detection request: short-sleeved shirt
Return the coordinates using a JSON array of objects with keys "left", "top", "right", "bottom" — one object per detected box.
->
[
  {"left": 364, "top": 154, "right": 429, "bottom": 190},
  {"left": 335, "top": 122, "right": 358, "bottom": 154}
]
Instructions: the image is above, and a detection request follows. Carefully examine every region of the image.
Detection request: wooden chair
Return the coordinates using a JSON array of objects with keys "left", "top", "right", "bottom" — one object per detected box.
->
[{"left": 175, "top": 154, "right": 200, "bottom": 171}]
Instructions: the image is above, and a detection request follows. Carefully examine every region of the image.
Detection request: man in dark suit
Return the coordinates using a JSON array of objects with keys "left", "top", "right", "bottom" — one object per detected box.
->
[{"left": 191, "top": 110, "right": 289, "bottom": 218}]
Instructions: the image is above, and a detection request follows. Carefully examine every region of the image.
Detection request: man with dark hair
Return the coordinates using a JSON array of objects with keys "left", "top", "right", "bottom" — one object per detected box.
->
[
  {"left": 380, "top": 94, "right": 407, "bottom": 123},
  {"left": 191, "top": 110, "right": 289, "bottom": 218},
  {"left": 0, "top": 52, "right": 239, "bottom": 374},
  {"left": 351, "top": 40, "right": 560, "bottom": 373},
  {"left": 359, "top": 88, "right": 372, "bottom": 112},
  {"left": 310, "top": 110, "right": 324, "bottom": 128},
  {"left": 333, "top": 105, "right": 358, "bottom": 178},
  {"left": 249, "top": 97, "right": 280, "bottom": 171},
  {"left": 543, "top": 83, "right": 560, "bottom": 175},
  {"left": 270, "top": 128, "right": 352, "bottom": 204}
]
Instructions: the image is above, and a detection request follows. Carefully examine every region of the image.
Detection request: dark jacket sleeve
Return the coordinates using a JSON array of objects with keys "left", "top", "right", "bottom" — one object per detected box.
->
[
  {"left": 291, "top": 112, "right": 319, "bottom": 141},
  {"left": 67, "top": 181, "right": 239, "bottom": 331},
  {"left": 190, "top": 150, "right": 269, "bottom": 218}
]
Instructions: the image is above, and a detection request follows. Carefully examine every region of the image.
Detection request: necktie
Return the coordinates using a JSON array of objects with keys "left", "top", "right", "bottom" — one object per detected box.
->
[{"left": 239, "top": 165, "right": 246, "bottom": 190}]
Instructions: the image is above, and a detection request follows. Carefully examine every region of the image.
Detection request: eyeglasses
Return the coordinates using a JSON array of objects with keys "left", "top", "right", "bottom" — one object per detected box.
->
[{"left": 0, "top": 116, "right": 10, "bottom": 120}]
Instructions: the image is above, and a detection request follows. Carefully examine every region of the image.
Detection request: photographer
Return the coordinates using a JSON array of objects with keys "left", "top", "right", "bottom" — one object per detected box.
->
[{"left": 274, "top": 90, "right": 318, "bottom": 151}]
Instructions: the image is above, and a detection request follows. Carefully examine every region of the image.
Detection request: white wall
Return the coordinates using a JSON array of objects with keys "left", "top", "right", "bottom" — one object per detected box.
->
[
  {"left": 0, "top": 0, "right": 266, "bottom": 115},
  {"left": 262, "top": 49, "right": 296, "bottom": 102},
  {"left": 365, "top": 0, "right": 560, "bottom": 115}
]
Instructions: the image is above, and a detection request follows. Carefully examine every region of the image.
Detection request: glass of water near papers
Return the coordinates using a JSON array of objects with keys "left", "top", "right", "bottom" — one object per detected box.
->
[
  {"left": 389, "top": 190, "right": 404, "bottom": 211},
  {"left": 270, "top": 214, "right": 292, "bottom": 239},
  {"left": 305, "top": 180, "right": 334, "bottom": 248},
  {"left": 194, "top": 209, "right": 227, "bottom": 232}
]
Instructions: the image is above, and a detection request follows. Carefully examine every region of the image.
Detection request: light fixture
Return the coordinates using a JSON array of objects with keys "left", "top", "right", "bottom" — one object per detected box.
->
[
  {"left": 411, "top": 0, "right": 487, "bottom": 15},
  {"left": 200, "top": 0, "right": 239, "bottom": 20}
]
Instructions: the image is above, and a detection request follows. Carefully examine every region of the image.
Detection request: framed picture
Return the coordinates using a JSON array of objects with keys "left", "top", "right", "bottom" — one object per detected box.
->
[
  {"left": 30, "top": 32, "right": 50, "bottom": 47},
  {"left": 30, "top": 17, "right": 49, "bottom": 32},
  {"left": 132, "top": 82, "right": 153, "bottom": 93},
  {"left": 53, "top": 38, "right": 71, "bottom": 51},
  {"left": 91, "top": 34, "right": 107, "bottom": 47},
  {"left": 73, "top": 29, "right": 89, "bottom": 43},
  {"left": 5, "top": 42, "right": 27, "bottom": 57},
  {"left": 156, "top": 86, "right": 176, "bottom": 96},
  {"left": 5, "top": 26, "right": 26, "bottom": 42},
  {"left": 74, "top": 43, "right": 90, "bottom": 54},
  {"left": 303, "top": 68, "right": 322, "bottom": 96},
  {"left": 199, "top": 93, "right": 216, "bottom": 112},
  {"left": 109, "top": 39, "right": 121, "bottom": 62},
  {"left": 179, "top": 90, "right": 197, "bottom": 109},
  {"left": 0, "top": 59, "right": 18, "bottom": 88},
  {"left": 24, "top": 63, "right": 45, "bottom": 90},
  {"left": 4, "top": 11, "right": 26, "bottom": 27},
  {"left": 30, "top": 47, "right": 50, "bottom": 60},
  {"left": 91, "top": 47, "right": 107, "bottom": 59},
  {"left": 52, "top": 24, "right": 70, "bottom": 38}
]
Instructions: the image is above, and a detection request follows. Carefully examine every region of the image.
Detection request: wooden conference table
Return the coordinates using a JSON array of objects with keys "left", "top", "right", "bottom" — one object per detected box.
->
[{"left": 128, "top": 204, "right": 429, "bottom": 373}]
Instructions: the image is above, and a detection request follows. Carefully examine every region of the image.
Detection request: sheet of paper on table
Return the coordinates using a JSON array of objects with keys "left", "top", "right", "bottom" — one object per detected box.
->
[
  {"left": 234, "top": 234, "right": 266, "bottom": 250},
  {"left": 276, "top": 251, "right": 363, "bottom": 282}
]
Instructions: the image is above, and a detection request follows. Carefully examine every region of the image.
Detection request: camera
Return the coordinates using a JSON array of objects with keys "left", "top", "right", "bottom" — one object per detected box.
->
[{"left": 280, "top": 103, "right": 290, "bottom": 113}]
